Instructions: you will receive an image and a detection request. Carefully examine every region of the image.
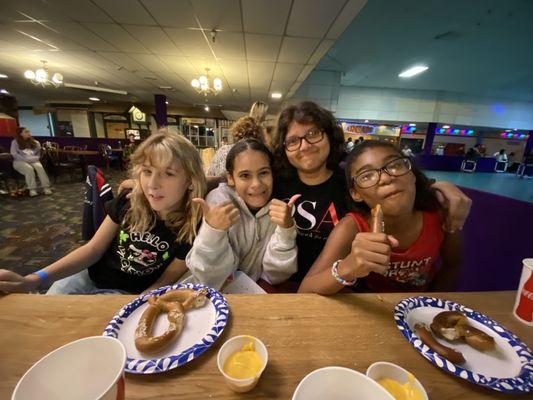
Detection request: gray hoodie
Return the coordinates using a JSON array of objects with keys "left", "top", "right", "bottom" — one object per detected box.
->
[
  {"left": 10, "top": 139, "right": 41, "bottom": 163},
  {"left": 185, "top": 183, "right": 297, "bottom": 290}
]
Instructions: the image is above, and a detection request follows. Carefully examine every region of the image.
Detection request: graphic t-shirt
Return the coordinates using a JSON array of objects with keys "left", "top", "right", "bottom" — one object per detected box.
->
[
  {"left": 274, "top": 169, "right": 349, "bottom": 281},
  {"left": 347, "top": 211, "right": 444, "bottom": 292},
  {"left": 88, "top": 193, "right": 191, "bottom": 293}
]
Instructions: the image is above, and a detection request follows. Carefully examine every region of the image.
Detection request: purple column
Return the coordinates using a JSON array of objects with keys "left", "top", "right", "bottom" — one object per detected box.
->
[
  {"left": 154, "top": 94, "right": 167, "bottom": 129},
  {"left": 423, "top": 122, "right": 437, "bottom": 155},
  {"left": 524, "top": 130, "right": 533, "bottom": 158}
]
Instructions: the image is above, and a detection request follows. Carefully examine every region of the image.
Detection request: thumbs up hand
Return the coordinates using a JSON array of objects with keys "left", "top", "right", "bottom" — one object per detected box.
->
[
  {"left": 269, "top": 194, "right": 301, "bottom": 228},
  {"left": 193, "top": 198, "right": 240, "bottom": 231}
]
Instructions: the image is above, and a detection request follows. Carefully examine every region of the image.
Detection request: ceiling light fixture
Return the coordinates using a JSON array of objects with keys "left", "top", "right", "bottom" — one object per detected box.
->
[
  {"left": 89, "top": 97, "right": 100, "bottom": 101},
  {"left": 398, "top": 65, "right": 428, "bottom": 78},
  {"left": 24, "top": 60, "right": 63, "bottom": 87},
  {"left": 271, "top": 92, "right": 282, "bottom": 99},
  {"left": 0, "top": 74, "right": 7, "bottom": 79},
  {"left": 364, "top": 120, "right": 369, "bottom": 123},
  {"left": 191, "top": 68, "right": 222, "bottom": 96},
  {"left": 204, "top": 105, "right": 210, "bottom": 112},
  {"left": 409, "top": 123, "right": 416, "bottom": 127},
  {"left": 0, "top": 89, "right": 9, "bottom": 94},
  {"left": 442, "top": 125, "right": 450, "bottom": 129}
]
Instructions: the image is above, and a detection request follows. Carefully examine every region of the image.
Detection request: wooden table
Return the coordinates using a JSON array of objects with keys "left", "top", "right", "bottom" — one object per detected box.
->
[{"left": 0, "top": 292, "right": 530, "bottom": 399}]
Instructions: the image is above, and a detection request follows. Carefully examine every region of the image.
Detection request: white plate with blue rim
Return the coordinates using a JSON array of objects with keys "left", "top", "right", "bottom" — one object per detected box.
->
[
  {"left": 394, "top": 296, "right": 533, "bottom": 394},
  {"left": 103, "top": 283, "right": 229, "bottom": 374}
]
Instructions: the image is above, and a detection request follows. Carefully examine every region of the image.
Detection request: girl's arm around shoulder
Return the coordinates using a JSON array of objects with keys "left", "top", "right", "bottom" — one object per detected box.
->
[
  {"left": 143, "top": 258, "right": 188, "bottom": 294},
  {"left": 298, "top": 215, "right": 358, "bottom": 294},
  {"left": 262, "top": 224, "right": 298, "bottom": 285},
  {"left": 431, "top": 231, "right": 462, "bottom": 291}
]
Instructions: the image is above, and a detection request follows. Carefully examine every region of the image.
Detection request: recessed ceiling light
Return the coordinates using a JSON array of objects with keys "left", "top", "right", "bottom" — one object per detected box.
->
[
  {"left": 398, "top": 65, "right": 428, "bottom": 78},
  {"left": 0, "top": 89, "right": 9, "bottom": 94},
  {"left": 443, "top": 125, "right": 450, "bottom": 129},
  {"left": 364, "top": 119, "right": 369, "bottom": 123},
  {"left": 0, "top": 74, "right": 7, "bottom": 79},
  {"left": 409, "top": 123, "right": 416, "bottom": 127},
  {"left": 204, "top": 105, "right": 210, "bottom": 112},
  {"left": 271, "top": 92, "right": 282, "bottom": 99},
  {"left": 505, "top": 129, "right": 511, "bottom": 132},
  {"left": 89, "top": 97, "right": 100, "bottom": 101},
  {"left": 165, "top": 101, "right": 169, "bottom": 105}
]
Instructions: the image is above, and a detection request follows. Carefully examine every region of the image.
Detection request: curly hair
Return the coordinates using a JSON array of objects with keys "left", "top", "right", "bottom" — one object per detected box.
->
[
  {"left": 230, "top": 116, "right": 264, "bottom": 141},
  {"left": 272, "top": 101, "right": 345, "bottom": 177}
]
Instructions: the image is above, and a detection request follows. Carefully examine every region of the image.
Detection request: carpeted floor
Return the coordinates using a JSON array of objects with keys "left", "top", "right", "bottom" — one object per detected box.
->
[{"left": 0, "top": 169, "right": 128, "bottom": 280}]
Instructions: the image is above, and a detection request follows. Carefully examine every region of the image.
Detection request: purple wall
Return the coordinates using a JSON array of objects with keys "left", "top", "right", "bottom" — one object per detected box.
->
[{"left": 457, "top": 187, "right": 533, "bottom": 291}]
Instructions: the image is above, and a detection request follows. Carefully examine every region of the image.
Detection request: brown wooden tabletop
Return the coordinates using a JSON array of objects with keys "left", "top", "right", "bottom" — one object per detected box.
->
[{"left": 0, "top": 292, "right": 530, "bottom": 399}]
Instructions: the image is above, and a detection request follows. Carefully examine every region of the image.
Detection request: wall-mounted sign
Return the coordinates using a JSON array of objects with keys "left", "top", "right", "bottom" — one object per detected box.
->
[{"left": 129, "top": 105, "right": 147, "bottom": 123}]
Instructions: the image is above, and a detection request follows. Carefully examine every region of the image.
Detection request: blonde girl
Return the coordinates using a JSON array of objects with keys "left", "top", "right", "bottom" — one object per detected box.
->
[{"left": 0, "top": 133, "right": 206, "bottom": 295}]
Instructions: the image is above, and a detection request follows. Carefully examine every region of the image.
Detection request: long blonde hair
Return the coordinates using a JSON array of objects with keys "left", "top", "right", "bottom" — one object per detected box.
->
[{"left": 124, "top": 132, "right": 206, "bottom": 244}]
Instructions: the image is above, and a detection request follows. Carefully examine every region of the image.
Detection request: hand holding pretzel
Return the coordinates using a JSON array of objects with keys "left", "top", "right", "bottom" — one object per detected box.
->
[
  {"left": 193, "top": 198, "right": 240, "bottom": 231},
  {"left": 269, "top": 194, "right": 301, "bottom": 228}
]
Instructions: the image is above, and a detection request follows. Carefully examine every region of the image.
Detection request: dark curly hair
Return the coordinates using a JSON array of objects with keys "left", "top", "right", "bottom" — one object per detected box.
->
[
  {"left": 230, "top": 116, "right": 264, "bottom": 141},
  {"left": 225, "top": 139, "right": 273, "bottom": 174},
  {"left": 273, "top": 101, "right": 345, "bottom": 177},
  {"left": 344, "top": 140, "right": 440, "bottom": 214}
]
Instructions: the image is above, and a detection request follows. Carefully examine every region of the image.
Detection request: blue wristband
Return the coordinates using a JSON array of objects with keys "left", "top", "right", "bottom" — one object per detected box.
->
[{"left": 32, "top": 270, "right": 49, "bottom": 283}]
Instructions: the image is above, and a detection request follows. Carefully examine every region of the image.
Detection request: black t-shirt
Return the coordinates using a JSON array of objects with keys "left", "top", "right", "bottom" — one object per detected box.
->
[
  {"left": 274, "top": 169, "right": 349, "bottom": 281},
  {"left": 88, "top": 193, "right": 191, "bottom": 293}
]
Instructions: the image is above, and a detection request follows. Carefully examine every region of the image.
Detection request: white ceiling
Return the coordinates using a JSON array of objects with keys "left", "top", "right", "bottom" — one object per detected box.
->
[{"left": 0, "top": 0, "right": 366, "bottom": 110}]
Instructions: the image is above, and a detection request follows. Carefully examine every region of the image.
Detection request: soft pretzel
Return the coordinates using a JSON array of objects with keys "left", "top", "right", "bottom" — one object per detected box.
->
[
  {"left": 430, "top": 311, "right": 495, "bottom": 352},
  {"left": 135, "top": 288, "right": 209, "bottom": 354}
]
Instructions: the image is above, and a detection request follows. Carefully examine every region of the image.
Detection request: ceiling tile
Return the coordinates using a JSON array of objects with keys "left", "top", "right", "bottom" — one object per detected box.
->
[
  {"left": 84, "top": 23, "right": 149, "bottom": 53},
  {"left": 93, "top": 0, "right": 156, "bottom": 25},
  {"left": 219, "top": 60, "right": 249, "bottom": 88},
  {"left": 47, "top": 0, "right": 112, "bottom": 22},
  {"left": 277, "top": 37, "right": 319, "bottom": 63},
  {"left": 286, "top": 0, "right": 346, "bottom": 38},
  {"left": 273, "top": 63, "right": 305, "bottom": 83},
  {"left": 46, "top": 22, "right": 117, "bottom": 51},
  {"left": 247, "top": 62, "right": 275, "bottom": 89},
  {"left": 245, "top": 34, "right": 282, "bottom": 62},
  {"left": 242, "top": 0, "right": 291, "bottom": 35},
  {"left": 123, "top": 25, "right": 182, "bottom": 55},
  {"left": 165, "top": 28, "right": 212, "bottom": 58},
  {"left": 269, "top": 80, "right": 293, "bottom": 93},
  {"left": 190, "top": 0, "right": 242, "bottom": 31},
  {"left": 140, "top": 0, "right": 196, "bottom": 28},
  {"left": 97, "top": 52, "right": 148, "bottom": 73},
  {"left": 211, "top": 32, "right": 245, "bottom": 60},
  {"left": 159, "top": 56, "right": 197, "bottom": 79}
]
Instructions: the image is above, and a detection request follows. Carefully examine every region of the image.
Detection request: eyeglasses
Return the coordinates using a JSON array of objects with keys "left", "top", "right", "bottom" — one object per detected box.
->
[
  {"left": 352, "top": 157, "right": 412, "bottom": 188},
  {"left": 284, "top": 129, "right": 324, "bottom": 151}
]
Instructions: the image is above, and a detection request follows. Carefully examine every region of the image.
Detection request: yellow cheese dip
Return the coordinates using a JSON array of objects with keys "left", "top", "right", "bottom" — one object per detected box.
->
[
  {"left": 223, "top": 342, "right": 263, "bottom": 379},
  {"left": 378, "top": 374, "right": 424, "bottom": 400}
]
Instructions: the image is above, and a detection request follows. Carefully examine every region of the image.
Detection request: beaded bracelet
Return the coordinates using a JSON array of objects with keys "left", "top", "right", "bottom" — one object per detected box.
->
[{"left": 331, "top": 260, "right": 357, "bottom": 286}]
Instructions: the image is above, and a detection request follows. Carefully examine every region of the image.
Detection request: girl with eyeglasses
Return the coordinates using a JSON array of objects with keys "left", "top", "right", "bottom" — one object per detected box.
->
[
  {"left": 273, "top": 101, "right": 470, "bottom": 287},
  {"left": 298, "top": 140, "right": 461, "bottom": 294}
]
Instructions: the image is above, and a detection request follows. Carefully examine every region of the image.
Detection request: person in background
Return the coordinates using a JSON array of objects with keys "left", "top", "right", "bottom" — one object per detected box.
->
[
  {"left": 493, "top": 149, "right": 508, "bottom": 163},
  {"left": 250, "top": 100, "right": 271, "bottom": 148},
  {"left": 10, "top": 127, "right": 52, "bottom": 197},
  {"left": 401, "top": 144, "right": 414, "bottom": 157},
  {"left": 345, "top": 137, "right": 355, "bottom": 153},
  {"left": 206, "top": 116, "right": 264, "bottom": 177},
  {"left": 122, "top": 132, "right": 138, "bottom": 167}
]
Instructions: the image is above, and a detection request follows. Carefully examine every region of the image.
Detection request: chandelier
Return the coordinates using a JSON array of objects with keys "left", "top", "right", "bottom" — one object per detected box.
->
[
  {"left": 24, "top": 60, "right": 63, "bottom": 87},
  {"left": 191, "top": 68, "right": 222, "bottom": 95}
]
